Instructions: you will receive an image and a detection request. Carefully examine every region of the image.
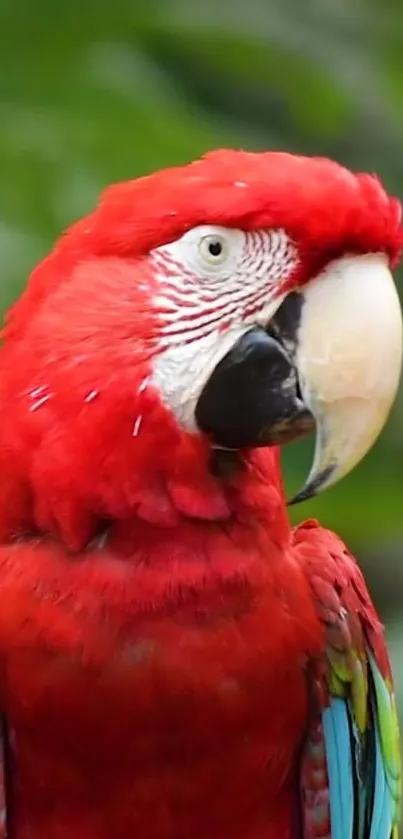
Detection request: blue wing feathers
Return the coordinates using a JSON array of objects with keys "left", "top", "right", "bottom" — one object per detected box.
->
[
  {"left": 296, "top": 526, "right": 400, "bottom": 839},
  {"left": 323, "top": 698, "right": 354, "bottom": 839},
  {"left": 319, "top": 657, "right": 397, "bottom": 838}
]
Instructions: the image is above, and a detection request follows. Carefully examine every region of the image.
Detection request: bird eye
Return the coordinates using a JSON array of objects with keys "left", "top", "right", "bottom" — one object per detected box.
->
[{"left": 198, "top": 234, "right": 229, "bottom": 265}]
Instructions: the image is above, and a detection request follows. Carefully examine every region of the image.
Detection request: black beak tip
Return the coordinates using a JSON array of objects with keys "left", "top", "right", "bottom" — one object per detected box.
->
[
  {"left": 287, "top": 487, "right": 315, "bottom": 507},
  {"left": 287, "top": 463, "right": 337, "bottom": 506}
]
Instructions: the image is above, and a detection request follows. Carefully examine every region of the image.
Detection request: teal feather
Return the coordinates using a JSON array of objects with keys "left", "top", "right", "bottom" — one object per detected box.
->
[
  {"left": 322, "top": 698, "right": 354, "bottom": 839},
  {"left": 294, "top": 520, "right": 401, "bottom": 839}
]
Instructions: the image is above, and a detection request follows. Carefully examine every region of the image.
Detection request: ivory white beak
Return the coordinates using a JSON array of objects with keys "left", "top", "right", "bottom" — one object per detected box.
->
[{"left": 291, "top": 253, "right": 403, "bottom": 503}]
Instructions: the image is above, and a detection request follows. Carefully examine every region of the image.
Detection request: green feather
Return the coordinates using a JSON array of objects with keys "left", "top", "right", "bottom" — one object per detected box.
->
[{"left": 368, "top": 650, "right": 401, "bottom": 827}]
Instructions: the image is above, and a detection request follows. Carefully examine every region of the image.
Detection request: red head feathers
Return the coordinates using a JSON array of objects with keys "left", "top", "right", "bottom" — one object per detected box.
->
[
  {"left": 64, "top": 148, "right": 402, "bottom": 263},
  {"left": 0, "top": 149, "right": 401, "bottom": 550}
]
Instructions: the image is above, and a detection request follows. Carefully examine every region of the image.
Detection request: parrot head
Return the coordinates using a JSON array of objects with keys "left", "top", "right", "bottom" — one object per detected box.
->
[{"left": 1, "top": 149, "right": 402, "bottom": 548}]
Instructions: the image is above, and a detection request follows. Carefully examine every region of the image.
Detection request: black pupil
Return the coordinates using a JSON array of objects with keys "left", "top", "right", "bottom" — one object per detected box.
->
[{"left": 208, "top": 239, "right": 222, "bottom": 257}]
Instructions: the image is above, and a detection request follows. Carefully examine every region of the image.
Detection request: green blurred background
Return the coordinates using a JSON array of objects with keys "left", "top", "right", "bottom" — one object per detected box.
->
[{"left": 1, "top": 0, "right": 402, "bottom": 735}]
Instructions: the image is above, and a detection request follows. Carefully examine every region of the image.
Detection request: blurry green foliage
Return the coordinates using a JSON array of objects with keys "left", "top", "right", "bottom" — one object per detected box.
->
[{"left": 0, "top": 0, "right": 402, "bottom": 711}]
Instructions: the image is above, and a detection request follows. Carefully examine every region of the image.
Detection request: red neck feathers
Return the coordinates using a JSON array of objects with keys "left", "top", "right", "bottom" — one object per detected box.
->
[{"left": 0, "top": 329, "right": 289, "bottom": 552}]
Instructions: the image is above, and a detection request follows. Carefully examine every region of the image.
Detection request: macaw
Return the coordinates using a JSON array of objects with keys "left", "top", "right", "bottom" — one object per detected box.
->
[{"left": 0, "top": 149, "right": 400, "bottom": 839}]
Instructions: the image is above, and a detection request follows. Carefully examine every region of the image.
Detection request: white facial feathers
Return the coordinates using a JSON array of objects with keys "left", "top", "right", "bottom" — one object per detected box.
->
[{"left": 149, "top": 225, "right": 298, "bottom": 427}]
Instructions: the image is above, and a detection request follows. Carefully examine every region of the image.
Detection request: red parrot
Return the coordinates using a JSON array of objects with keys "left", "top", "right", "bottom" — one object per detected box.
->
[{"left": 0, "top": 149, "right": 401, "bottom": 839}]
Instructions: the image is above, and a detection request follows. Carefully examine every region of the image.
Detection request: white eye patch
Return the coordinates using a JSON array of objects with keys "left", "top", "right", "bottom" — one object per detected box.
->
[{"left": 149, "top": 225, "right": 299, "bottom": 429}]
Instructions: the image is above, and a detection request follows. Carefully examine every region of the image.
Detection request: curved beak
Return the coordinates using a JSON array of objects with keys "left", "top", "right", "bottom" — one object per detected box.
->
[
  {"left": 289, "top": 253, "right": 402, "bottom": 503},
  {"left": 196, "top": 252, "right": 402, "bottom": 503}
]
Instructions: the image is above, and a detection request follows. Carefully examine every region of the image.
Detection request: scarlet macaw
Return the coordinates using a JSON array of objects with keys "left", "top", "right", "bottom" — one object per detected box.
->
[{"left": 0, "top": 149, "right": 400, "bottom": 838}]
